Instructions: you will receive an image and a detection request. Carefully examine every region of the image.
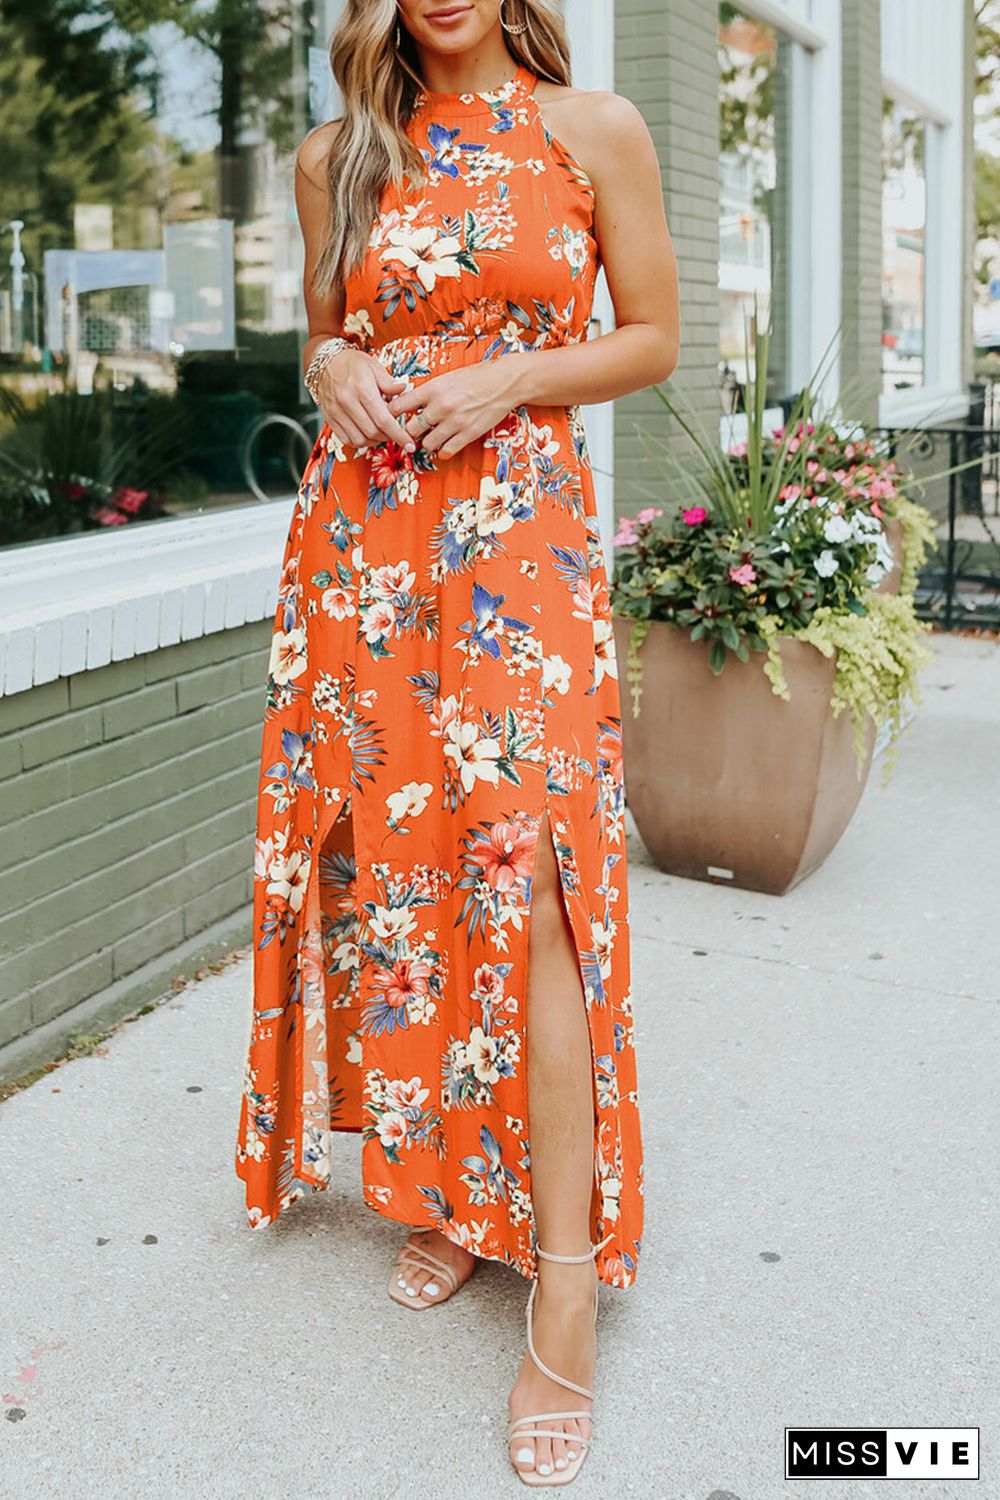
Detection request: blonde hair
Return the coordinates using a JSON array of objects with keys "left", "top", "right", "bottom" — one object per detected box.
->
[{"left": 311, "top": 0, "right": 572, "bottom": 299}]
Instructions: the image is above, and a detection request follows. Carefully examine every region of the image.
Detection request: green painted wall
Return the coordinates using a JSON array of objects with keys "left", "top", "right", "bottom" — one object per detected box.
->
[
  {"left": 0, "top": 620, "right": 271, "bottom": 1081},
  {"left": 840, "top": 0, "right": 884, "bottom": 424},
  {"left": 613, "top": 0, "right": 722, "bottom": 518}
]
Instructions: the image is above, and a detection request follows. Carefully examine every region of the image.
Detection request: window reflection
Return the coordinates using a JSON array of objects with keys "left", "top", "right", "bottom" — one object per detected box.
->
[
  {"left": 718, "top": 3, "right": 792, "bottom": 410},
  {"left": 882, "top": 98, "right": 927, "bottom": 391},
  {"left": 0, "top": 0, "right": 325, "bottom": 547}
]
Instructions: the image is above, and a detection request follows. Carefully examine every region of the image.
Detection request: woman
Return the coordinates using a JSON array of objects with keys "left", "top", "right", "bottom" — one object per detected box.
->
[{"left": 235, "top": 0, "right": 678, "bottom": 1485}]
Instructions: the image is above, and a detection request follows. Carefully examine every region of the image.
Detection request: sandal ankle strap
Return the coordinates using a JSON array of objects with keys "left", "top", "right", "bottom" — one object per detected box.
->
[{"left": 535, "top": 1230, "right": 614, "bottom": 1265}]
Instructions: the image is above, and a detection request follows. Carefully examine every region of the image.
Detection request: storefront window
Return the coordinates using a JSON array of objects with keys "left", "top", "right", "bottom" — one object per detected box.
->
[
  {"left": 0, "top": 0, "right": 331, "bottom": 548},
  {"left": 718, "top": 3, "right": 793, "bottom": 410},
  {"left": 882, "top": 98, "right": 927, "bottom": 391}
]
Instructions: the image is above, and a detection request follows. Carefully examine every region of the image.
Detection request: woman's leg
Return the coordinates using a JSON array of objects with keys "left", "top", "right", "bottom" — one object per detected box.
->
[{"left": 508, "top": 809, "right": 600, "bottom": 1479}]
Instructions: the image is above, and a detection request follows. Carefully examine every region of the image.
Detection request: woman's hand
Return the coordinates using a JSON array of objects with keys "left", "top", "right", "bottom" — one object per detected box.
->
[
  {"left": 386, "top": 359, "right": 525, "bottom": 460},
  {"left": 317, "top": 347, "right": 417, "bottom": 453}
]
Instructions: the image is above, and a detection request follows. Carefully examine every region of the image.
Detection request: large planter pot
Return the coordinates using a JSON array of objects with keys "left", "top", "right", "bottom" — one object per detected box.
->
[
  {"left": 614, "top": 520, "right": 907, "bottom": 895},
  {"left": 613, "top": 616, "right": 877, "bottom": 895}
]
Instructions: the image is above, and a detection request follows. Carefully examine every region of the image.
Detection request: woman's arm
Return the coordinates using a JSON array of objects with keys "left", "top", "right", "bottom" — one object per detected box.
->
[
  {"left": 295, "top": 125, "right": 415, "bottom": 451},
  {"left": 385, "top": 90, "right": 680, "bottom": 454}
]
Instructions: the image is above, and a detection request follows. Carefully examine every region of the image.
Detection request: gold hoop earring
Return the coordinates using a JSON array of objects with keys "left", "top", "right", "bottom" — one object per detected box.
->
[{"left": 499, "top": 0, "right": 528, "bottom": 35}]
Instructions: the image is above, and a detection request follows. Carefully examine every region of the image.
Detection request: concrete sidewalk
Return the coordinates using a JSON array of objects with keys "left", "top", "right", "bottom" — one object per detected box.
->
[{"left": 2, "top": 634, "right": 997, "bottom": 1500}]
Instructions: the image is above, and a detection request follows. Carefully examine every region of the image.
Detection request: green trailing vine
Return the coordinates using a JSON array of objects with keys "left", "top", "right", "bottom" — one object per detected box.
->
[
  {"left": 761, "top": 593, "right": 935, "bottom": 782},
  {"left": 892, "top": 490, "right": 939, "bottom": 596},
  {"left": 624, "top": 617, "right": 652, "bottom": 717}
]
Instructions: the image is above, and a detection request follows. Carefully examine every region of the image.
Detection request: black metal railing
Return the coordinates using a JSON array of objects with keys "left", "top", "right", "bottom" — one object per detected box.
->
[{"left": 878, "top": 421, "right": 1000, "bottom": 631}]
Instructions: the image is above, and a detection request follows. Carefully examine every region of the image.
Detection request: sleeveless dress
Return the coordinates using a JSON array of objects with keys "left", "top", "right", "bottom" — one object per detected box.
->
[{"left": 234, "top": 60, "right": 644, "bottom": 1291}]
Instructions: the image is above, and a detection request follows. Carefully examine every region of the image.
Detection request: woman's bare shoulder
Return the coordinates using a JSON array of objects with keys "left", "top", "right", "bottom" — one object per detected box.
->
[
  {"left": 530, "top": 83, "right": 652, "bottom": 182},
  {"left": 295, "top": 118, "right": 346, "bottom": 190}
]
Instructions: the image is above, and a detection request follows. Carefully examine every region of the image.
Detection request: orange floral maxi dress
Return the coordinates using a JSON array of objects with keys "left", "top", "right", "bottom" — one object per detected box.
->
[{"left": 234, "top": 60, "right": 644, "bottom": 1290}]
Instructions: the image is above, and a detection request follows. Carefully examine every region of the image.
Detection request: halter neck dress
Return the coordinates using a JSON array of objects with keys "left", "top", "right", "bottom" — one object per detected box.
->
[{"left": 235, "top": 59, "right": 644, "bottom": 1290}]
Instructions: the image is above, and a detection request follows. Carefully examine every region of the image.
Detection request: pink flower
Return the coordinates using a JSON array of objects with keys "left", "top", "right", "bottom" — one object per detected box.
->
[
  {"left": 729, "top": 562, "right": 757, "bottom": 586},
  {"left": 114, "top": 487, "right": 149, "bottom": 514},
  {"left": 870, "top": 500, "right": 884, "bottom": 520},
  {"left": 635, "top": 506, "right": 663, "bottom": 524},
  {"left": 682, "top": 505, "right": 707, "bottom": 526},
  {"left": 728, "top": 441, "right": 748, "bottom": 458},
  {"left": 613, "top": 518, "right": 639, "bottom": 547},
  {"left": 93, "top": 506, "right": 128, "bottom": 526}
]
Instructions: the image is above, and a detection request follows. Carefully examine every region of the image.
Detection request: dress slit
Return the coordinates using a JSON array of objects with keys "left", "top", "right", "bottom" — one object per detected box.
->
[{"left": 525, "top": 802, "right": 604, "bottom": 1241}]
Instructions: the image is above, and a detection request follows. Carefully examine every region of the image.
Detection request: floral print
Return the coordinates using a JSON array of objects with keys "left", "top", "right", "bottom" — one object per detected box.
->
[{"left": 235, "top": 61, "right": 644, "bottom": 1290}]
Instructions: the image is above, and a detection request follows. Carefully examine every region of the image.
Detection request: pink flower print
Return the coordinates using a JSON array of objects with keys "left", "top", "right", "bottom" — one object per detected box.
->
[{"left": 471, "top": 820, "right": 536, "bottom": 892}]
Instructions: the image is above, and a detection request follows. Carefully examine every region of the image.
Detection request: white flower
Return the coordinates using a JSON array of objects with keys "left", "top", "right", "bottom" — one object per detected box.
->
[
  {"left": 465, "top": 1026, "right": 501, "bottom": 1084},
  {"left": 343, "top": 308, "right": 373, "bottom": 342},
  {"left": 562, "top": 226, "right": 589, "bottom": 271},
  {"left": 477, "top": 475, "right": 517, "bottom": 536},
  {"left": 369, "top": 905, "right": 418, "bottom": 942},
  {"left": 379, "top": 224, "right": 462, "bottom": 293},
  {"left": 444, "top": 720, "right": 502, "bottom": 792},
  {"left": 542, "top": 654, "right": 572, "bottom": 695},
  {"left": 268, "top": 627, "right": 307, "bottom": 685},
  {"left": 874, "top": 532, "right": 896, "bottom": 570},
  {"left": 266, "top": 848, "right": 310, "bottom": 912},
  {"left": 865, "top": 559, "right": 889, "bottom": 584},
  {"left": 592, "top": 617, "right": 619, "bottom": 684},
  {"left": 822, "top": 513, "right": 853, "bottom": 544},
  {"left": 814, "top": 549, "right": 840, "bottom": 577},
  {"left": 386, "top": 781, "right": 433, "bottom": 823},
  {"left": 371, "top": 562, "right": 416, "bottom": 600},
  {"left": 360, "top": 600, "right": 395, "bottom": 642},
  {"left": 376, "top": 1111, "right": 409, "bottom": 1151},
  {"left": 321, "top": 585, "right": 355, "bottom": 620},
  {"left": 600, "top": 1174, "right": 622, "bottom": 1223}
]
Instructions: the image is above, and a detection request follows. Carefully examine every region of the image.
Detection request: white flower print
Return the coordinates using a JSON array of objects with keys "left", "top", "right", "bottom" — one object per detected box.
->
[
  {"left": 321, "top": 585, "right": 355, "bottom": 620},
  {"left": 542, "top": 653, "right": 572, "bottom": 695},
  {"left": 369, "top": 905, "right": 419, "bottom": 943},
  {"left": 592, "top": 617, "right": 619, "bottom": 685},
  {"left": 477, "top": 475, "right": 517, "bottom": 536},
  {"left": 371, "top": 562, "right": 417, "bottom": 600},
  {"left": 266, "top": 847, "right": 310, "bottom": 913},
  {"left": 343, "top": 307, "right": 374, "bottom": 342},
  {"left": 380, "top": 224, "right": 462, "bottom": 293},
  {"left": 268, "top": 626, "right": 307, "bottom": 685},
  {"left": 360, "top": 600, "right": 395, "bottom": 642},
  {"left": 385, "top": 1076, "right": 430, "bottom": 1113},
  {"left": 444, "top": 719, "right": 502, "bottom": 792},
  {"left": 386, "top": 780, "right": 434, "bottom": 823},
  {"left": 376, "top": 1111, "right": 409, "bottom": 1151}
]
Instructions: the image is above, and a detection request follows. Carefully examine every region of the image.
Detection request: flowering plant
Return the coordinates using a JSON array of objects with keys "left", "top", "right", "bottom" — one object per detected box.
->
[
  {"left": 610, "top": 315, "right": 940, "bottom": 771},
  {"left": 612, "top": 422, "right": 919, "bottom": 672}
]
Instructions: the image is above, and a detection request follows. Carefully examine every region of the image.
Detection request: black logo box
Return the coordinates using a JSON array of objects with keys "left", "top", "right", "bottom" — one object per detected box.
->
[{"left": 785, "top": 1429, "right": 979, "bottom": 1481}]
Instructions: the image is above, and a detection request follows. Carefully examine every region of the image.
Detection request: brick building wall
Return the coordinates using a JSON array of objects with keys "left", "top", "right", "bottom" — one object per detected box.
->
[
  {"left": 840, "top": 0, "right": 884, "bottom": 424},
  {"left": 0, "top": 621, "right": 271, "bottom": 1080}
]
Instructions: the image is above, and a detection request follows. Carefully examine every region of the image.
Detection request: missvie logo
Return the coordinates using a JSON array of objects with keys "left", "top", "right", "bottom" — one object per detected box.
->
[{"left": 785, "top": 1428, "right": 979, "bottom": 1480}]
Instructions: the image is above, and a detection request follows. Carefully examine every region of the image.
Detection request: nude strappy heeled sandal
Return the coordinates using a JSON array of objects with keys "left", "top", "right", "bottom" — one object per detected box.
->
[
  {"left": 507, "top": 1230, "right": 614, "bottom": 1486},
  {"left": 387, "top": 1225, "right": 472, "bottom": 1309}
]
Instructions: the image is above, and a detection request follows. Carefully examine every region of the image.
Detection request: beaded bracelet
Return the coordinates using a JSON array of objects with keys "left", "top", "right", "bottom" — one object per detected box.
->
[{"left": 304, "top": 336, "right": 354, "bottom": 404}]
